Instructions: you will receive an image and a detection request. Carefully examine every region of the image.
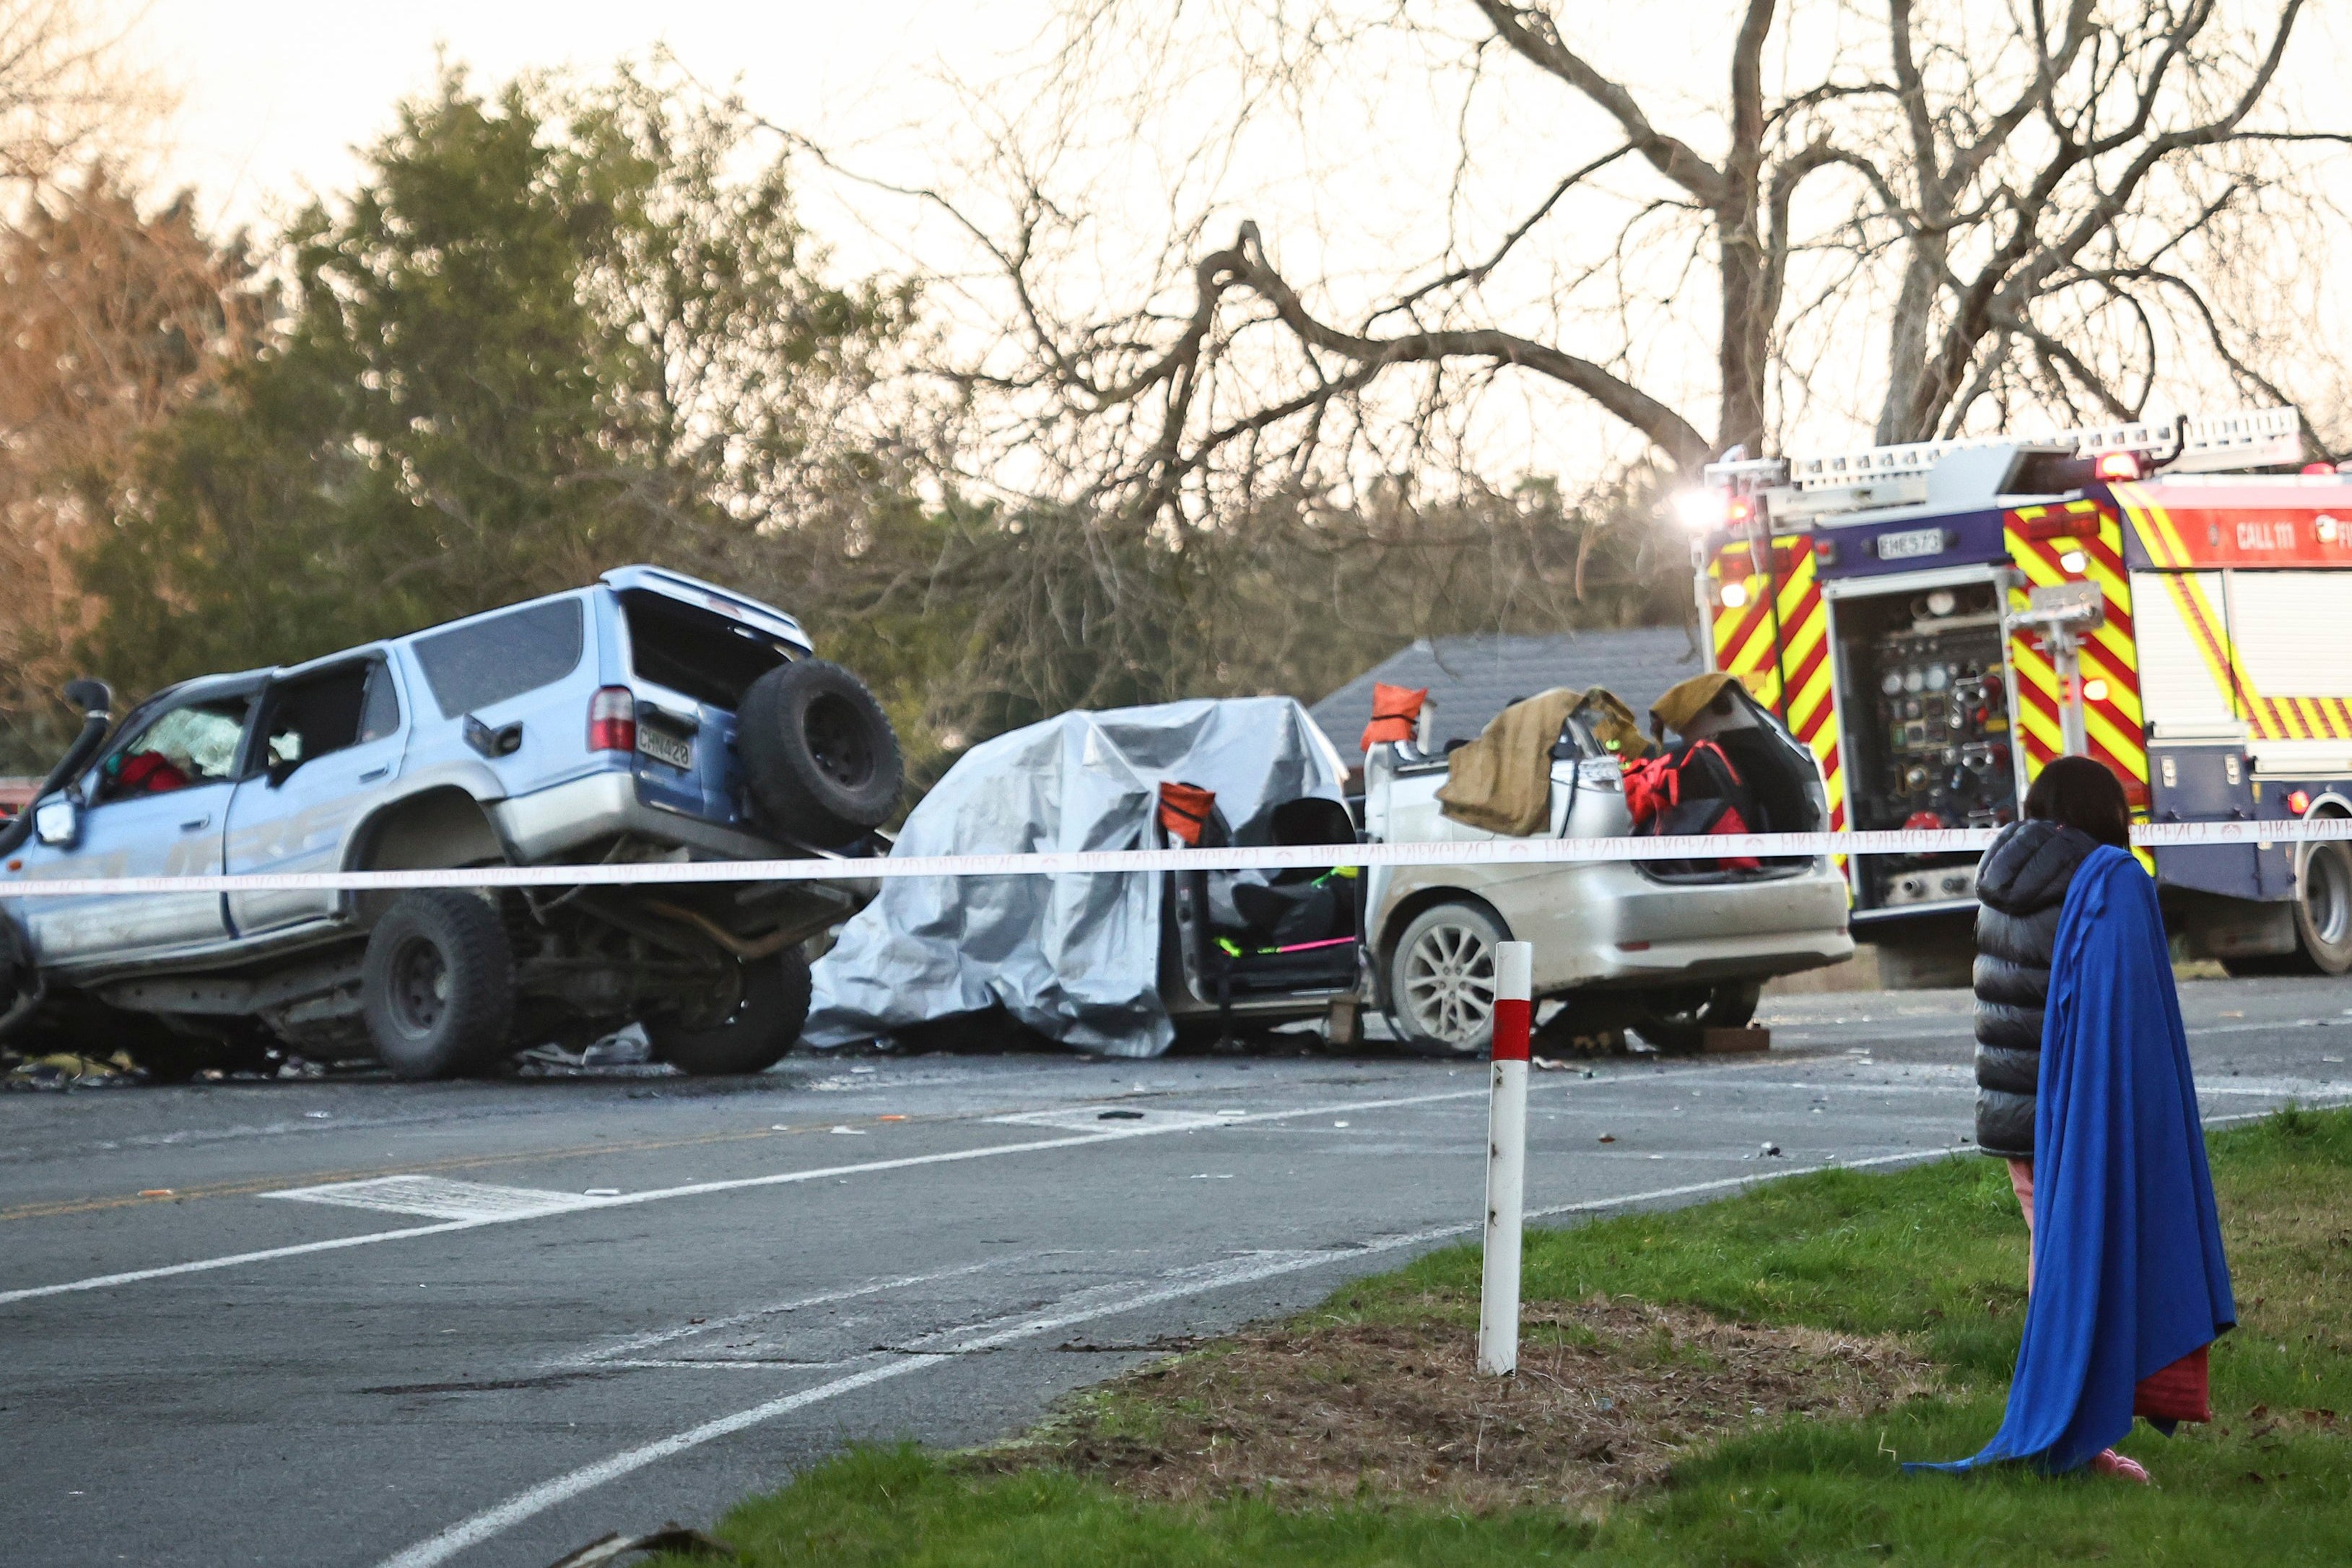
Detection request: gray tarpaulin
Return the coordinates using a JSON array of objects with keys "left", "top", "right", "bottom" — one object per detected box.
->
[{"left": 803, "top": 697, "right": 1349, "bottom": 1057}]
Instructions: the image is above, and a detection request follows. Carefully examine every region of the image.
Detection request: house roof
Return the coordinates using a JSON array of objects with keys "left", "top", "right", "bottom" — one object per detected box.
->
[{"left": 1310, "top": 626, "right": 1706, "bottom": 757}]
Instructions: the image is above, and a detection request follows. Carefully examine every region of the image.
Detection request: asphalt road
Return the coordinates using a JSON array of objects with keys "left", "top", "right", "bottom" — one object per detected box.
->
[{"left": 6, "top": 975, "right": 2351, "bottom": 1568}]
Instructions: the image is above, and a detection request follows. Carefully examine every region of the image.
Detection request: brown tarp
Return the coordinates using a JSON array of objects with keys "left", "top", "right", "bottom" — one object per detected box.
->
[
  {"left": 1437, "top": 687, "right": 1650, "bottom": 836},
  {"left": 1649, "top": 671, "right": 1743, "bottom": 739}
]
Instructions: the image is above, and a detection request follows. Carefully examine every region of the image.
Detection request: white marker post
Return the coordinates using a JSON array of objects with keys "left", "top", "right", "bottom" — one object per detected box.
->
[{"left": 1478, "top": 940, "right": 1533, "bottom": 1377}]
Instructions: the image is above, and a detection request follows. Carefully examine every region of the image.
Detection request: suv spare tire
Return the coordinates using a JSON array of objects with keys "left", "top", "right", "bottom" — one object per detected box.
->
[
  {"left": 737, "top": 660, "right": 903, "bottom": 843},
  {"left": 362, "top": 891, "right": 515, "bottom": 1079}
]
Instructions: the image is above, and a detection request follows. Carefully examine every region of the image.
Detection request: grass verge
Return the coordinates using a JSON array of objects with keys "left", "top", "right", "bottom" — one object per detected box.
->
[{"left": 661, "top": 1107, "right": 2352, "bottom": 1566}]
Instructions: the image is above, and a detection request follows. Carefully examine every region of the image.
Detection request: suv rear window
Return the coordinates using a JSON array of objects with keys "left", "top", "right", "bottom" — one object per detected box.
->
[
  {"left": 411, "top": 599, "right": 585, "bottom": 718},
  {"left": 619, "top": 589, "right": 790, "bottom": 709}
]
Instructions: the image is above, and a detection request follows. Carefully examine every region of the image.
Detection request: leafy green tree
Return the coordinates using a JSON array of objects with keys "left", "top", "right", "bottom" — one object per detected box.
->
[{"left": 78, "top": 64, "right": 915, "bottom": 698}]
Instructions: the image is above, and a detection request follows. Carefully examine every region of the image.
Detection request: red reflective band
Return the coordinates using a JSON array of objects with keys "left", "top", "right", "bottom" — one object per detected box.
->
[{"left": 1491, "top": 997, "right": 1532, "bottom": 1063}]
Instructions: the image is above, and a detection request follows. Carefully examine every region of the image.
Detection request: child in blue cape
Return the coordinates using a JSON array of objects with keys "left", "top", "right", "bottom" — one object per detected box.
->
[{"left": 1916, "top": 756, "right": 2235, "bottom": 1481}]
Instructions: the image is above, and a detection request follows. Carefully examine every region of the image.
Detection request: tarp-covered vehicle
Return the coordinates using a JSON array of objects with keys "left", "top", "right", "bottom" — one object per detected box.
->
[
  {"left": 804, "top": 697, "right": 1359, "bottom": 1057},
  {"left": 1364, "top": 674, "right": 1853, "bottom": 1055},
  {"left": 0, "top": 567, "right": 899, "bottom": 1079}
]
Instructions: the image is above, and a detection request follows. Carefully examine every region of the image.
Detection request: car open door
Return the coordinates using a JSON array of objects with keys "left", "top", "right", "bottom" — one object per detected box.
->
[{"left": 17, "top": 691, "right": 253, "bottom": 967}]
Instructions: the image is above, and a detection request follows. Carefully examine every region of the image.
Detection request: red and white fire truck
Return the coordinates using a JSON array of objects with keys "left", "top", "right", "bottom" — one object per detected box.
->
[{"left": 1687, "top": 406, "right": 2352, "bottom": 974}]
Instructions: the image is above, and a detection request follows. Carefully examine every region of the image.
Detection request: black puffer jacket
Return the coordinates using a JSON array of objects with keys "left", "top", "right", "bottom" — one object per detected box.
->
[{"left": 1972, "top": 819, "right": 2101, "bottom": 1157}]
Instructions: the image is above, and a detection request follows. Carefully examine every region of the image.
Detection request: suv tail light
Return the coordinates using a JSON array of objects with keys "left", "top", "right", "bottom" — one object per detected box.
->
[{"left": 588, "top": 687, "right": 637, "bottom": 753}]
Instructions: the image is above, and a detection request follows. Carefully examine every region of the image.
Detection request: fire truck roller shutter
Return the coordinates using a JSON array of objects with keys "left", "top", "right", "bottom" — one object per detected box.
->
[
  {"left": 2005, "top": 499, "right": 2148, "bottom": 817},
  {"left": 1705, "top": 533, "right": 1845, "bottom": 839}
]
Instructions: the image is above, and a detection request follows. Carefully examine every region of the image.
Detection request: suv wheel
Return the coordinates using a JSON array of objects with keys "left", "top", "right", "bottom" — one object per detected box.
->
[
  {"left": 738, "top": 661, "right": 904, "bottom": 843},
  {"left": 1386, "top": 902, "right": 1510, "bottom": 1058},
  {"left": 1629, "top": 980, "right": 1761, "bottom": 1053},
  {"left": 646, "top": 949, "right": 812, "bottom": 1076},
  {"left": 362, "top": 892, "right": 515, "bottom": 1079}
]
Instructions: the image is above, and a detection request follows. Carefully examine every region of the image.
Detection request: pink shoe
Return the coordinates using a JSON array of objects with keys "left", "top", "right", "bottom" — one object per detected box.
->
[{"left": 2089, "top": 1448, "right": 2150, "bottom": 1484}]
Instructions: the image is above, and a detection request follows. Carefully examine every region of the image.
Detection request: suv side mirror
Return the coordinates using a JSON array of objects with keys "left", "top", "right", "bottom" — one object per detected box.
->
[{"left": 33, "top": 796, "right": 79, "bottom": 848}]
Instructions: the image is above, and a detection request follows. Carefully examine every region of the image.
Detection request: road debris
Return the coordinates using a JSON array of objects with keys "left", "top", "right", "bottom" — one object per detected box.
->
[
  {"left": 829, "top": 1125, "right": 865, "bottom": 1136},
  {"left": 1596, "top": 1132, "right": 1616, "bottom": 1144},
  {"left": 4, "top": 1050, "right": 144, "bottom": 1089}
]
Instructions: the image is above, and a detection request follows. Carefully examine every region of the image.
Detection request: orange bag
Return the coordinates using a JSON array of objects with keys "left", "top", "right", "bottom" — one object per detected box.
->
[
  {"left": 1157, "top": 781, "right": 1219, "bottom": 847},
  {"left": 1359, "top": 683, "right": 1429, "bottom": 750}
]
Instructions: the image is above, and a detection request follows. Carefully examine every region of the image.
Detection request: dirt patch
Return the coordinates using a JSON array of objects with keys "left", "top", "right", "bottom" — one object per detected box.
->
[{"left": 975, "top": 1299, "right": 1932, "bottom": 1512}]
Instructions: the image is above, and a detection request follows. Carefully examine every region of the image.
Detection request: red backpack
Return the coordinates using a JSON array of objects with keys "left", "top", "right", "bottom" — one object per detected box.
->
[{"left": 1621, "top": 739, "right": 1760, "bottom": 871}]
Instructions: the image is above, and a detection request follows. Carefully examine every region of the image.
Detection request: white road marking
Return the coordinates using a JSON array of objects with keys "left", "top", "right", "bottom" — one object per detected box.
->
[
  {"left": 551, "top": 1260, "right": 1010, "bottom": 1371},
  {"left": 13, "top": 1053, "right": 2320, "bottom": 1315},
  {"left": 263, "top": 1176, "right": 603, "bottom": 1221},
  {"left": 0, "top": 1076, "right": 1644, "bottom": 1307},
  {"left": 375, "top": 1145, "right": 1956, "bottom": 1568}
]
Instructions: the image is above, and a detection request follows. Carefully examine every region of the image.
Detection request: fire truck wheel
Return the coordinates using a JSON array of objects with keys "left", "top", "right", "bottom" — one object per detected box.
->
[
  {"left": 1629, "top": 980, "right": 1762, "bottom": 1054},
  {"left": 2294, "top": 840, "right": 2352, "bottom": 975}
]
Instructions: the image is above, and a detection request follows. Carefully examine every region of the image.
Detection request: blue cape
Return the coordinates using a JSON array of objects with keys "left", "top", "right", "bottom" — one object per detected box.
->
[{"left": 1912, "top": 845, "right": 2234, "bottom": 1475}]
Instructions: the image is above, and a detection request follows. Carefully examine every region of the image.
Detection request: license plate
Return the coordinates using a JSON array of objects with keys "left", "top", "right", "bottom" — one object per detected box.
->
[
  {"left": 1876, "top": 526, "right": 1947, "bottom": 561},
  {"left": 637, "top": 725, "right": 693, "bottom": 771}
]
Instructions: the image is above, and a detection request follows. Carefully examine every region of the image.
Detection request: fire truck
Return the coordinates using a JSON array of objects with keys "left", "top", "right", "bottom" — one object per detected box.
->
[{"left": 1686, "top": 405, "right": 2352, "bottom": 975}]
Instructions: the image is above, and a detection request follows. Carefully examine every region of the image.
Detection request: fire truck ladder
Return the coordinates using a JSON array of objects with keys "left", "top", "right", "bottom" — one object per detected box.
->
[{"left": 1704, "top": 405, "right": 2303, "bottom": 512}]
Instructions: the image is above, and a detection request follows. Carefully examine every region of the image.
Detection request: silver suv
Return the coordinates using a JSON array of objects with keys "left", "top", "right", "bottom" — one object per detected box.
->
[{"left": 0, "top": 567, "right": 896, "bottom": 1079}]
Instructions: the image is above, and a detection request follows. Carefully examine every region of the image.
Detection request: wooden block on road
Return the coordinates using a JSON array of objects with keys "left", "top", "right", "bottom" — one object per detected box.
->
[{"left": 1702, "top": 1027, "right": 1770, "bottom": 1054}]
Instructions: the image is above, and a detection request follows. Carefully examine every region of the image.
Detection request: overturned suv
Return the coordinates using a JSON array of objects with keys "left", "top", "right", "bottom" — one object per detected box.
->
[{"left": 0, "top": 567, "right": 899, "bottom": 1079}]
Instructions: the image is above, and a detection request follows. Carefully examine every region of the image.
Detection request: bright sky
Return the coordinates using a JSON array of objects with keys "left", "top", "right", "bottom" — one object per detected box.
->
[
  {"left": 140, "top": 1, "right": 1033, "bottom": 242},
  {"left": 129, "top": 2, "right": 2352, "bottom": 471}
]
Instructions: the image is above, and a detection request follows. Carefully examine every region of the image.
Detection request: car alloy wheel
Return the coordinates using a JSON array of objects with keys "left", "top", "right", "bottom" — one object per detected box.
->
[{"left": 1391, "top": 902, "right": 1509, "bottom": 1055}]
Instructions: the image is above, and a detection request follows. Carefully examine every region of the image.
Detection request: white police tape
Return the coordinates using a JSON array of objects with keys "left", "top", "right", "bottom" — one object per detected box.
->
[{"left": 2, "top": 816, "right": 2348, "bottom": 898}]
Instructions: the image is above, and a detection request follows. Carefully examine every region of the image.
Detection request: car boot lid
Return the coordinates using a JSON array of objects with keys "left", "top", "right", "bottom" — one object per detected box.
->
[{"left": 600, "top": 565, "right": 812, "bottom": 654}]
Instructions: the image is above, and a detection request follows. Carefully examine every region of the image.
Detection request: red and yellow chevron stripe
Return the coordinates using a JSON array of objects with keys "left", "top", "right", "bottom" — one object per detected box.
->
[
  {"left": 2111, "top": 482, "right": 2352, "bottom": 742},
  {"left": 1707, "top": 536, "right": 1845, "bottom": 834},
  {"left": 2002, "top": 499, "right": 2149, "bottom": 806}
]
